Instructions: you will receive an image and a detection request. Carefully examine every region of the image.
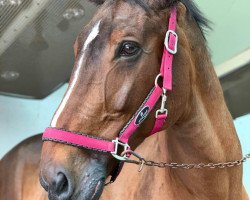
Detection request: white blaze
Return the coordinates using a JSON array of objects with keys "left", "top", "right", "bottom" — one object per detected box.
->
[{"left": 51, "top": 20, "right": 101, "bottom": 127}]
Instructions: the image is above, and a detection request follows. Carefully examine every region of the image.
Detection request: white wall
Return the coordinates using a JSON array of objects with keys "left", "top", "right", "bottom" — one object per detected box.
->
[
  {"left": 234, "top": 115, "right": 250, "bottom": 194},
  {"left": 197, "top": 0, "right": 250, "bottom": 66},
  {"left": 0, "top": 84, "right": 67, "bottom": 157}
]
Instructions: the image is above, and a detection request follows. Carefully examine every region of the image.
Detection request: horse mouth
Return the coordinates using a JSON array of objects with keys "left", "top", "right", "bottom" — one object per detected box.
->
[
  {"left": 39, "top": 174, "right": 49, "bottom": 192},
  {"left": 90, "top": 178, "right": 105, "bottom": 200}
]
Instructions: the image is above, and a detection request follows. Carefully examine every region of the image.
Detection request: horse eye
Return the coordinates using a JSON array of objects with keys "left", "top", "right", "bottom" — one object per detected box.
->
[{"left": 119, "top": 41, "right": 141, "bottom": 57}]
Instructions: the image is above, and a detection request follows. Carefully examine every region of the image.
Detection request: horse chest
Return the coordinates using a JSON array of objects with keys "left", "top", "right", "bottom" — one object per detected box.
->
[{"left": 101, "top": 134, "right": 182, "bottom": 200}]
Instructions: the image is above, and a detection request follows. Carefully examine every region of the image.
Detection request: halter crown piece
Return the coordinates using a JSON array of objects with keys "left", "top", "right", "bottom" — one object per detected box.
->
[{"left": 43, "top": 7, "right": 178, "bottom": 182}]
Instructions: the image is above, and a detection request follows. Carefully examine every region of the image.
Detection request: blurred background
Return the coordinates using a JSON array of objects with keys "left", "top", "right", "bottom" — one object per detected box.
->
[{"left": 0, "top": 0, "right": 249, "bottom": 193}]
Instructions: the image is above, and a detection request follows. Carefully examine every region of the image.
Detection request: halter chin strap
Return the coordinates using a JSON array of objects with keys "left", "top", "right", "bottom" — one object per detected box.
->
[{"left": 43, "top": 7, "right": 178, "bottom": 182}]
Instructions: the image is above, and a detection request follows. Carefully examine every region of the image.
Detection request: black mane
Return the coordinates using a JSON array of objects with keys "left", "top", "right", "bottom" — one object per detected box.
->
[
  {"left": 181, "top": 0, "right": 211, "bottom": 31},
  {"left": 129, "top": 0, "right": 211, "bottom": 31}
]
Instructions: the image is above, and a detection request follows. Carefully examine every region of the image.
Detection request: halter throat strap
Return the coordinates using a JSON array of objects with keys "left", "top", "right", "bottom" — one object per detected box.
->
[{"left": 43, "top": 7, "right": 178, "bottom": 181}]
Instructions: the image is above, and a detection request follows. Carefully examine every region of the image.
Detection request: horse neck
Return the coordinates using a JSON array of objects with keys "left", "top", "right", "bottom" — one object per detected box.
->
[
  {"left": 161, "top": 13, "right": 243, "bottom": 198},
  {"left": 166, "top": 12, "right": 242, "bottom": 158}
]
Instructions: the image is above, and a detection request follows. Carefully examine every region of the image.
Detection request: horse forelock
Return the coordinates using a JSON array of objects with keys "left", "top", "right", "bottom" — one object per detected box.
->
[{"left": 89, "top": 0, "right": 210, "bottom": 33}]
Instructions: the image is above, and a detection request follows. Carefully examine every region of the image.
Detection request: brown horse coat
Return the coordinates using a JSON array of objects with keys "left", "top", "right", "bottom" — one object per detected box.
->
[{"left": 0, "top": 0, "right": 249, "bottom": 200}]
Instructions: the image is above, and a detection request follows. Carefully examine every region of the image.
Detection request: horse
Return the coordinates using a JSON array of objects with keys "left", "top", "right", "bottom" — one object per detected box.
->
[
  {"left": 0, "top": 134, "right": 47, "bottom": 200},
  {"left": 29, "top": 0, "right": 250, "bottom": 199}
]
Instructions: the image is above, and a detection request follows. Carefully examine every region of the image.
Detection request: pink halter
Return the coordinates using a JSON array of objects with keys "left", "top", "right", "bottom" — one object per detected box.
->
[{"left": 43, "top": 7, "right": 178, "bottom": 181}]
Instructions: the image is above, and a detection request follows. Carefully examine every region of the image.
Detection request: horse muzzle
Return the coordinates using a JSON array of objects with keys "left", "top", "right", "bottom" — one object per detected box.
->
[{"left": 39, "top": 155, "right": 107, "bottom": 200}]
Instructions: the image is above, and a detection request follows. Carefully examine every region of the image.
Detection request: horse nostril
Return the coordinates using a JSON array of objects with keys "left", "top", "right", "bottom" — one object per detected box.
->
[
  {"left": 49, "top": 171, "right": 74, "bottom": 200},
  {"left": 55, "top": 173, "right": 69, "bottom": 194}
]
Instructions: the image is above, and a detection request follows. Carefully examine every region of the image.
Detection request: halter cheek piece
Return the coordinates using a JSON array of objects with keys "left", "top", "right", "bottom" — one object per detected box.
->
[{"left": 43, "top": 7, "right": 178, "bottom": 182}]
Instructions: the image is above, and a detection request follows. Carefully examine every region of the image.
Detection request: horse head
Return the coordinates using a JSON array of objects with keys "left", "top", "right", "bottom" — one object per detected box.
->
[{"left": 39, "top": 0, "right": 211, "bottom": 199}]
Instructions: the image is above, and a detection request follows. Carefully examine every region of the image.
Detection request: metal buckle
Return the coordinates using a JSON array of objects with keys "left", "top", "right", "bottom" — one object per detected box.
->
[
  {"left": 155, "top": 88, "right": 168, "bottom": 118},
  {"left": 164, "top": 30, "right": 178, "bottom": 54},
  {"left": 111, "top": 138, "right": 130, "bottom": 161},
  {"left": 156, "top": 109, "right": 168, "bottom": 118}
]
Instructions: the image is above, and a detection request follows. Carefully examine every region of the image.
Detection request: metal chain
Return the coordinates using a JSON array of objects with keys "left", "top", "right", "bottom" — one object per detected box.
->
[
  {"left": 105, "top": 152, "right": 249, "bottom": 186},
  {"left": 121, "top": 150, "right": 250, "bottom": 171}
]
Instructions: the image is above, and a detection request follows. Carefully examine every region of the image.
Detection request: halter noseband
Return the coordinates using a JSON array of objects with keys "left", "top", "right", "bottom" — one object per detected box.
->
[{"left": 43, "top": 7, "right": 178, "bottom": 182}]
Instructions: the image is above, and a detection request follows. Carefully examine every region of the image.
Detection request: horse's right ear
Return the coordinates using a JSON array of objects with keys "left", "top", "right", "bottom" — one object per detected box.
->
[{"left": 89, "top": 0, "right": 105, "bottom": 5}]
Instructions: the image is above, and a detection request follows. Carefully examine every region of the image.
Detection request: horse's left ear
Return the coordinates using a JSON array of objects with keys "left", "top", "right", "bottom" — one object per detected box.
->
[{"left": 176, "top": 2, "right": 187, "bottom": 17}]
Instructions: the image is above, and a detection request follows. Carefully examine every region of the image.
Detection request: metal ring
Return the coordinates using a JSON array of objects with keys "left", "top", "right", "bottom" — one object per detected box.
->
[{"left": 154, "top": 73, "right": 163, "bottom": 87}]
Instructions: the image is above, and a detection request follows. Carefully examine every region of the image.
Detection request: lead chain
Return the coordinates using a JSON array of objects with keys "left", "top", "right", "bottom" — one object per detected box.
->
[{"left": 122, "top": 151, "right": 250, "bottom": 170}]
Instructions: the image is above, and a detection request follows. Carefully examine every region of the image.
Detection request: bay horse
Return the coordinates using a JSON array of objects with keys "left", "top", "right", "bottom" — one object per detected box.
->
[
  {"left": 0, "top": 134, "right": 47, "bottom": 200},
  {"left": 36, "top": 0, "right": 249, "bottom": 199}
]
